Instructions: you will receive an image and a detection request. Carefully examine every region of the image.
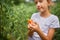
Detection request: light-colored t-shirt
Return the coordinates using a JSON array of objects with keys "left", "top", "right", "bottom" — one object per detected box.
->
[{"left": 28, "top": 12, "right": 60, "bottom": 40}]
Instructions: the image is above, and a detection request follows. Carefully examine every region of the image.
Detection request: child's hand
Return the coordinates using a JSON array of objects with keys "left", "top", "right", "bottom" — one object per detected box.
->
[
  {"left": 28, "top": 19, "right": 34, "bottom": 37},
  {"left": 28, "top": 19, "right": 40, "bottom": 32},
  {"left": 29, "top": 22, "right": 40, "bottom": 32},
  {"left": 28, "top": 19, "right": 35, "bottom": 32},
  {"left": 28, "top": 24, "right": 34, "bottom": 32}
]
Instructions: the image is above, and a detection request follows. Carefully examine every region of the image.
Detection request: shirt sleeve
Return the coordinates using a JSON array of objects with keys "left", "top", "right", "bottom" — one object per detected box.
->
[
  {"left": 31, "top": 13, "right": 38, "bottom": 23},
  {"left": 49, "top": 16, "right": 60, "bottom": 28},
  {"left": 31, "top": 13, "right": 36, "bottom": 20}
]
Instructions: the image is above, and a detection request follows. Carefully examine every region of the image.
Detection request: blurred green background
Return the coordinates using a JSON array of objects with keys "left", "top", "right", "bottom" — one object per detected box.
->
[{"left": 0, "top": 0, "right": 60, "bottom": 40}]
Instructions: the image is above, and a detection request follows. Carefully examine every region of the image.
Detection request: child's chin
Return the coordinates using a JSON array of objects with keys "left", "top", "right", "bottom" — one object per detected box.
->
[{"left": 38, "top": 9, "right": 44, "bottom": 13}]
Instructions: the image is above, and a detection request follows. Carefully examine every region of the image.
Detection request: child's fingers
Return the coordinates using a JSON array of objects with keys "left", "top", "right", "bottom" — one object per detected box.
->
[
  {"left": 29, "top": 24, "right": 34, "bottom": 32},
  {"left": 29, "top": 24, "right": 35, "bottom": 29},
  {"left": 28, "top": 23, "right": 38, "bottom": 30},
  {"left": 28, "top": 24, "right": 35, "bottom": 32},
  {"left": 28, "top": 24, "right": 32, "bottom": 30},
  {"left": 28, "top": 24, "right": 30, "bottom": 28},
  {"left": 31, "top": 29, "right": 34, "bottom": 32}
]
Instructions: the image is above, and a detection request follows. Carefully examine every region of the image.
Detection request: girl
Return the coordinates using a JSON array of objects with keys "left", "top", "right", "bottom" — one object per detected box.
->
[{"left": 28, "top": 0, "right": 60, "bottom": 40}]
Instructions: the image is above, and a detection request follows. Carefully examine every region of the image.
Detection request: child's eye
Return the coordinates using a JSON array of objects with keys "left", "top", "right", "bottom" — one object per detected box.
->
[
  {"left": 35, "top": 2, "right": 38, "bottom": 4},
  {"left": 39, "top": 0, "right": 43, "bottom": 3}
]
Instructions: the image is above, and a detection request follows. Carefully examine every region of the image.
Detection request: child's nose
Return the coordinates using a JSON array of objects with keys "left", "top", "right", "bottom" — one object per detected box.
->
[{"left": 37, "top": 2, "right": 41, "bottom": 8}]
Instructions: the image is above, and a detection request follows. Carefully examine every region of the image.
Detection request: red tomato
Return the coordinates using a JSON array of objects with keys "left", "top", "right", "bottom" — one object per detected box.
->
[{"left": 28, "top": 19, "right": 33, "bottom": 24}]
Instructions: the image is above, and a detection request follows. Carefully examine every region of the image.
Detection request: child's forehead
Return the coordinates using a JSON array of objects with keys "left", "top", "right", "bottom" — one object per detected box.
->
[
  {"left": 34, "top": 0, "right": 50, "bottom": 2},
  {"left": 34, "top": 0, "right": 43, "bottom": 2}
]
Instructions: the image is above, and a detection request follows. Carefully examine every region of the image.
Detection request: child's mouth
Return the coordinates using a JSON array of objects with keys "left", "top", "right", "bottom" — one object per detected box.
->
[
  {"left": 37, "top": 7, "right": 42, "bottom": 10},
  {"left": 37, "top": 7, "right": 40, "bottom": 10},
  {"left": 37, "top": 7, "right": 43, "bottom": 10}
]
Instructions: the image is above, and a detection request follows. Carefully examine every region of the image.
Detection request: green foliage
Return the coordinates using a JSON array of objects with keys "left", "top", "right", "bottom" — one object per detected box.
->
[
  {"left": 51, "top": 2, "right": 60, "bottom": 20},
  {"left": 0, "top": 2, "right": 36, "bottom": 40}
]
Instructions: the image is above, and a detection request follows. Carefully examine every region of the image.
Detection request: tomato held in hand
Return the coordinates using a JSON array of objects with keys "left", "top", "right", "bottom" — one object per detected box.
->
[{"left": 28, "top": 19, "right": 33, "bottom": 24}]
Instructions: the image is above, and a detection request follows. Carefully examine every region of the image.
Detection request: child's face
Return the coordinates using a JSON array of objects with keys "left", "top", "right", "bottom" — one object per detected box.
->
[{"left": 34, "top": 0, "right": 49, "bottom": 12}]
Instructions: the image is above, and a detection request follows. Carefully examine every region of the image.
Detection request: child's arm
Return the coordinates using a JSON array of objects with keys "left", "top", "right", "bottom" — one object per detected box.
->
[
  {"left": 37, "top": 28, "right": 55, "bottom": 40},
  {"left": 29, "top": 22, "right": 55, "bottom": 40}
]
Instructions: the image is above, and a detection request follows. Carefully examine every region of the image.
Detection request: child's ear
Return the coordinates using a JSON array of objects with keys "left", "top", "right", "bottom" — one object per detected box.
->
[
  {"left": 47, "top": 0, "right": 54, "bottom": 6},
  {"left": 47, "top": 0, "right": 51, "bottom": 6}
]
